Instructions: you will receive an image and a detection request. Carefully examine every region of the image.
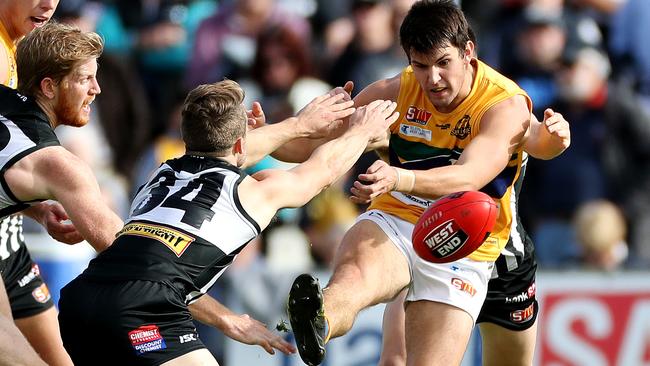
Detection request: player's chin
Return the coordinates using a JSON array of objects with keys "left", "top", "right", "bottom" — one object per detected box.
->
[{"left": 66, "top": 115, "right": 90, "bottom": 128}]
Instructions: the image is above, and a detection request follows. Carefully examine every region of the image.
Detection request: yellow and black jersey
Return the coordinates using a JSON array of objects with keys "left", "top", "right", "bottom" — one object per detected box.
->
[
  {"left": 368, "top": 59, "right": 532, "bottom": 262},
  {"left": 0, "top": 22, "right": 17, "bottom": 89}
]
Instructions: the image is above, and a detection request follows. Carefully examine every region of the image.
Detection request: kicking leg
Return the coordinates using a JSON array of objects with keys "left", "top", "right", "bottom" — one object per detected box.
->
[{"left": 288, "top": 218, "right": 411, "bottom": 365}]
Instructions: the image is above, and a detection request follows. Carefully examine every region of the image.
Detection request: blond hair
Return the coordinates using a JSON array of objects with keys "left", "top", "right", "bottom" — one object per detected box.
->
[
  {"left": 181, "top": 80, "right": 247, "bottom": 153},
  {"left": 574, "top": 200, "right": 627, "bottom": 253},
  {"left": 16, "top": 22, "right": 104, "bottom": 95}
]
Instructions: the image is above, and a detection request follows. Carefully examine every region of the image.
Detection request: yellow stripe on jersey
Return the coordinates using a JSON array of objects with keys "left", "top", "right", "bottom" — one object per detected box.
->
[
  {"left": 0, "top": 22, "right": 17, "bottom": 88},
  {"left": 368, "top": 59, "right": 532, "bottom": 261},
  {"left": 118, "top": 222, "right": 195, "bottom": 257}
]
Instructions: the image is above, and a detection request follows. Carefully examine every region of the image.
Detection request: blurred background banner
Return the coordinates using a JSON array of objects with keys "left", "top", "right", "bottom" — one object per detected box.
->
[{"left": 537, "top": 272, "right": 650, "bottom": 366}]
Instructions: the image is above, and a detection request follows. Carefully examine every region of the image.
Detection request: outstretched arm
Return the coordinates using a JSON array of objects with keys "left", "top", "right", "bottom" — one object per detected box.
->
[
  {"left": 269, "top": 77, "right": 400, "bottom": 163},
  {"left": 244, "top": 87, "right": 355, "bottom": 167},
  {"left": 240, "top": 100, "right": 399, "bottom": 228},
  {"left": 523, "top": 108, "right": 571, "bottom": 160},
  {"left": 189, "top": 294, "right": 296, "bottom": 356}
]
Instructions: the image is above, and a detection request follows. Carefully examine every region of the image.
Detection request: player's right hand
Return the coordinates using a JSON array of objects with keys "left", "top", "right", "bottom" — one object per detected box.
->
[
  {"left": 349, "top": 99, "right": 399, "bottom": 142},
  {"left": 221, "top": 313, "right": 296, "bottom": 356}
]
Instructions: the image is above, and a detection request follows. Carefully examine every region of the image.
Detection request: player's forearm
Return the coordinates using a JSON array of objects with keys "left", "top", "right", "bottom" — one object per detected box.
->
[
  {"left": 394, "top": 165, "right": 478, "bottom": 200},
  {"left": 72, "top": 207, "right": 123, "bottom": 252},
  {"left": 244, "top": 117, "right": 305, "bottom": 168},
  {"left": 188, "top": 294, "right": 233, "bottom": 329},
  {"left": 270, "top": 137, "right": 324, "bottom": 163},
  {"left": 307, "top": 127, "right": 368, "bottom": 189}
]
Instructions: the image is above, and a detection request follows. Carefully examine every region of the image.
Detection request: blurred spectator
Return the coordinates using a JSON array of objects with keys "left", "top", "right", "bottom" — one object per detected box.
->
[
  {"left": 574, "top": 200, "right": 629, "bottom": 271},
  {"left": 531, "top": 46, "right": 611, "bottom": 267},
  {"left": 240, "top": 24, "right": 330, "bottom": 123},
  {"left": 609, "top": 0, "right": 650, "bottom": 110},
  {"left": 186, "top": 0, "right": 310, "bottom": 88},
  {"left": 112, "top": 0, "right": 217, "bottom": 136},
  {"left": 539, "top": 47, "right": 611, "bottom": 213},
  {"left": 327, "top": 0, "right": 405, "bottom": 91},
  {"left": 131, "top": 93, "right": 185, "bottom": 192},
  {"left": 507, "top": 7, "right": 568, "bottom": 114}
]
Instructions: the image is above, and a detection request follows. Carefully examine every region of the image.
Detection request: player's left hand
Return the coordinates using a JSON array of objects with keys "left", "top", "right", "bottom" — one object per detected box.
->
[
  {"left": 221, "top": 313, "right": 296, "bottom": 355},
  {"left": 26, "top": 202, "right": 84, "bottom": 244},
  {"left": 541, "top": 108, "right": 571, "bottom": 152},
  {"left": 350, "top": 159, "right": 398, "bottom": 204},
  {"left": 295, "top": 88, "right": 355, "bottom": 139}
]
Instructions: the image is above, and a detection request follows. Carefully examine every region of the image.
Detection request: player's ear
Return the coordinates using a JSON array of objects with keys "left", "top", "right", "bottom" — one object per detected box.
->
[
  {"left": 233, "top": 136, "right": 245, "bottom": 155},
  {"left": 40, "top": 77, "right": 57, "bottom": 99},
  {"left": 464, "top": 41, "right": 474, "bottom": 62}
]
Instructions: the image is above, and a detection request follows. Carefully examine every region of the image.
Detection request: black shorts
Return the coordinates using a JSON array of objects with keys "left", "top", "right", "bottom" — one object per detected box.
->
[
  {"left": 1, "top": 238, "right": 54, "bottom": 319},
  {"left": 59, "top": 277, "right": 205, "bottom": 366},
  {"left": 477, "top": 248, "right": 538, "bottom": 331}
]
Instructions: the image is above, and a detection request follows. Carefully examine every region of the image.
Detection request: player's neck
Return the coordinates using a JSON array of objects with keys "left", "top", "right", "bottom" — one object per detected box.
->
[
  {"left": 185, "top": 150, "right": 238, "bottom": 166},
  {"left": 35, "top": 97, "right": 59, "bottom": 128}
]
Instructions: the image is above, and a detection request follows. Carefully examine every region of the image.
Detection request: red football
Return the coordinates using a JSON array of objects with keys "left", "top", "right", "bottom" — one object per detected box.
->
[{"left": 412, "top": 191, "right": 498, "bottom": 263}]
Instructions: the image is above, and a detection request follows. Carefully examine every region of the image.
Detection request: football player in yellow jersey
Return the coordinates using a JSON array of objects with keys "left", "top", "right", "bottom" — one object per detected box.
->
[{"left": 286, "top": 1, "right": 569, "bottom": 366}]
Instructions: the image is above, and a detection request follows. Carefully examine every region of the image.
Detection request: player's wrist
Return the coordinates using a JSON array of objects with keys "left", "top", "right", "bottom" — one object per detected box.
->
[{"left": 393, "top": 167, "right": 415, "bottom": 193}]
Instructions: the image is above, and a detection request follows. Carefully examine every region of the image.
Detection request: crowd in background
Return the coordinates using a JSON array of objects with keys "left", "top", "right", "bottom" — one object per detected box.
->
[{"left": 22, "top": 0, "right": 650, "bottom": 360}]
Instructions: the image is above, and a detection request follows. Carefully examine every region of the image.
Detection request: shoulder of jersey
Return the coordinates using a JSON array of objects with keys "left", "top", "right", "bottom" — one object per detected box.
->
[{"left": 0, "top": 85, "right": 40, "bottom": 118}]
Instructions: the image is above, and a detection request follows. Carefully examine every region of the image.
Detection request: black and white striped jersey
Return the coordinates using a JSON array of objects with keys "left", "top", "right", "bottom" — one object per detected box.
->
[
  {"left": 0, "top": 85, "right": 60, "bottom": 263},
  {"left": 0, "top": 85, "right": 60, "bottom": 217},
  {"left": 492, "top": 153, "right": 535, "bottom": 279},
  {"left": 82, "top": 155, "right": 261, "bottom": 304}
]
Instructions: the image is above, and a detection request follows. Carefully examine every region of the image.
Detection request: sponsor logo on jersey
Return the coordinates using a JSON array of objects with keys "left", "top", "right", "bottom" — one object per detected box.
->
[
  {"left": 450, "top": 115, "right": 471, "bottom": 140},
  {"left": 18, "top": 264, "right": 40, "bottom": 288},
  {"left": 510, "top": 303, "right": 535, "bottom": 323},
  {"left": 423, "top": 220, "right": 469, "bottom": 259},
  {"left": 435, "top": 123, "right": 451, "bottom": 130},
  {"left": 451, "top": 278, "right": 477, "bottom": 297},
  {"left": 32, "top": 283, "right": 51, "bottom": 303},
  {"left": 129, "top": 325, "right": 167, "bottom": 354},
  {"left": 405, "top": 106, "right": 432, "bottom": 125},
  {"left": 118, "top": 223, "right": 194, "bottom": 257},
  {"left": 179, "top": 333, "right": 198, "bottom": 344},
  {"left": 399, "top": 124, "right": 432, "bottom": 141},
  {"left": 505, "top": 282, "right": 537, "bottom": 304}
]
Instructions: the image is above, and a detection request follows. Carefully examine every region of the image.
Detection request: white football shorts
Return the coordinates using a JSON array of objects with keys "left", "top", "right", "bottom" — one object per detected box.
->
[{"left": 358, "top": 209, "right": 494, "bottom": 322}]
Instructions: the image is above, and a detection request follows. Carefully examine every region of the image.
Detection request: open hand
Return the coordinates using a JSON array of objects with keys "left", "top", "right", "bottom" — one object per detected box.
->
[
  {"left": 348, "top": 99, "right": 399, "bottom": 143},
  {"left": 296, "top": 88, "right": 356, "bottom": 139},
  {"left": 221, "top": 313, "right": 296, "bottom": 355}
]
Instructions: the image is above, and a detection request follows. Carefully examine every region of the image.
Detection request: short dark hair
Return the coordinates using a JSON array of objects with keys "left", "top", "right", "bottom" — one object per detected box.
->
[
  {"left": 181, "top": 80, "right": 247, "bottom": 154},
  {"left": 17, "top": 22, "right": 104, "bottom": 96},
  {"left": 399, "top": 0, "right": 472, "bottom": 60}
]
